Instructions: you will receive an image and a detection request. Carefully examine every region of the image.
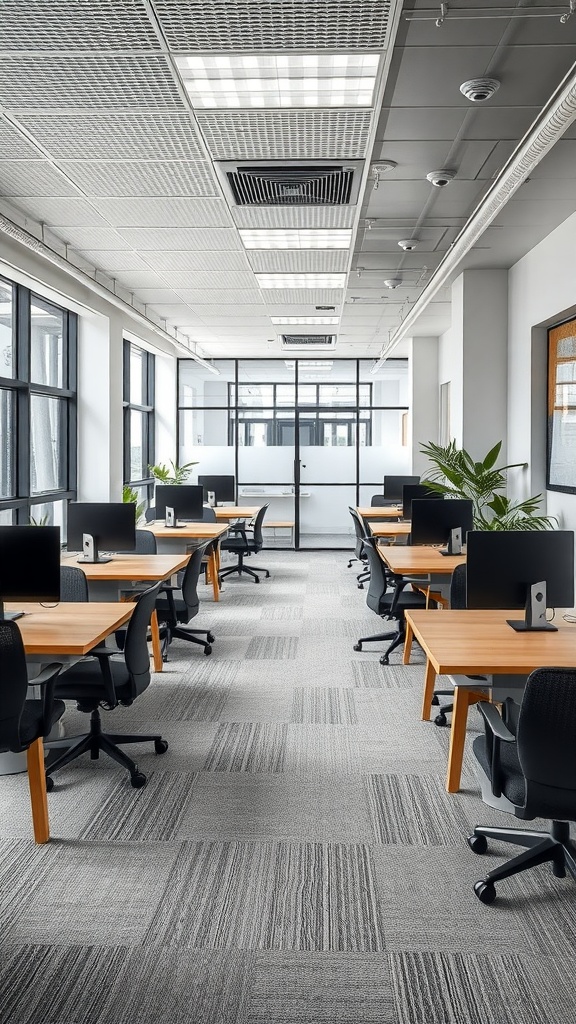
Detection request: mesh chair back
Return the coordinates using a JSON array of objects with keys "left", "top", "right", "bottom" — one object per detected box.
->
[
  {"left": 516, "top": 668, "right": 576, "bottom": 819},
  {"left": 348, "top": 507, "right": 367, "bottom": 560},
  {"left": 362, "top": 537, "right": 390, "bottom": 615},
  {"left": 370, "top": 494, "right": 388, "bottom": 506},
  {"left": 123, "top": 582, "right": 161, "bottom": 699},
  {"left": 0, "top": 621, "right": 29, "bottom": 752},
  {"left": 117, "top": 529, "right": 157, "bottom": 555},
  {"left": 252, "top": 504, "right": 269, "bottom": 551},
  {"left": 60, "top": 565, "right": 89, "bottom": 602},
  {"left": 449, "top": 563, "right": 467, "bottom": 609},
  {"left": 180, "top": 543, "right": 210, "bottom": 619},
  {"left": 202, "top": 507, "right": 217, "bottom": 522},
  {"left": 144, "top": 506, "right": 156, "bottom": 522}
]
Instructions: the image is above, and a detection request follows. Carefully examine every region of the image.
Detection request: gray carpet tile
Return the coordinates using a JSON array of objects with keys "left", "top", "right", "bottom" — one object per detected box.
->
[
  {"left": 291, "top": 687, "right": 357, "bottom": 724},
  {"left": 146, "top": 841, "right": 385, "bottom": 951},
  {"left": 248, "top": 951, "right": 397, "bottom": 1024},
  {"left": 352, "top": 661, "right": 423, "bottom": 688},
  {"left": 79, "top": 771, "right": 197, "bottom": 841},
  {"left": 284, "top": 725, "right": 361, "bottom": 773},
  {"left": 0, "top": 765, "right": 118, "bottom": 840},
  {"left": 219, "top": 685, "right": 295, "bottom": 723},
  {"left": 203, "top": 723, "right": 288, "bottom": 771},
  {"left": 260, "top": 605, "right": 304, "bottom": 620},
  {"left": 365, "top": 774, "right": 472, "bottom": 845},
  {"left": 245, "top": 636, "right": 300, "bottom": 659},
  {"left": 177, "top": 773, "right": 373, "bottom": 843}
]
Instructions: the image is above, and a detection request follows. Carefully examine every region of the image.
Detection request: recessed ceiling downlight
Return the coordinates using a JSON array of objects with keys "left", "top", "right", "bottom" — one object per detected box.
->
[{"left": 460, "top": 78, "right": 500, "bottom": 103}]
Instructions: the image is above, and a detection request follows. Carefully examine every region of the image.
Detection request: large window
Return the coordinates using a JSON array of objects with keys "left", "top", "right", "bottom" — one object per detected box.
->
[
  {"left": 123, "top": 340, "right": 155, "bottom": 508},
  {"left": 0, "top": 276, "right": 77, "bottom": 526}
]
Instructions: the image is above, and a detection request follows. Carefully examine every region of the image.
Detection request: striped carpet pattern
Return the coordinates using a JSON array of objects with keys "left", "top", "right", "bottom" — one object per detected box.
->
[{"left": 1, "top": 550, "right": 576, "bottom": 1023}]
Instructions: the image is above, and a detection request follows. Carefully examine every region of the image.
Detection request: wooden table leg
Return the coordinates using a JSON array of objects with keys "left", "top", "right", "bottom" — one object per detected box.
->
[
  {"left": 150, "top": 609, "right": 163, "bottom": 672},
  {"left": 209, "top": 550, "right": 220, "bottom": 601},
  {"left": 446, "top": 688, "right": 486, "bottom": 793},
  {"left": 403, "top": 621, "right": 413, "bottom": 664},
  {"left": 27, "top": 738, "right": 50, "bottom": 844},
  {"left": 421, "top": 659, "right": 437, "bottom": 721}
]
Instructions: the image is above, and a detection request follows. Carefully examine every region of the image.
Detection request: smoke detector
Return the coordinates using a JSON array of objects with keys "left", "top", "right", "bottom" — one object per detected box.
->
[
  {"left": 426, "top": 169, "right": 455, "bottom": 188},
  {"left": 371, "top": 161, "right": 397, "bottom": 189},
  {"left": 383, "top": 278, "right": 401, "bottom": 289},
  {"left": 460, "top": 78, "right": 500, "bottom": 103},
  {"left": 398, "top": 239, "right": 418, "bottom": 251}
]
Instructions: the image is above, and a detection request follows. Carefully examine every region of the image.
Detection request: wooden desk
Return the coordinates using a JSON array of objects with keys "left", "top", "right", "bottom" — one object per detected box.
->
[
  {"left": 370, "top": 522, "right": 411, "bottom": 539},
  {"left": 61, "top": 553, "right": 190, "bottom": 672},
  {"left": 144, "top": 523, "right": 229, "bottom": 601},
  {"left": 7, "top": 601, "right": 135, "bottom": 844},
  {"left": 357, "top": 506, "right": 403, "bottom": 519},
  {"left": 379, "top": 546, "right": 466, "bottom": 645},
  {"left": 404, "top": 608, "right": 576, "bottom": 793},
  {"left": 213, "top": 506, "right": 261, "bottom": 520}
]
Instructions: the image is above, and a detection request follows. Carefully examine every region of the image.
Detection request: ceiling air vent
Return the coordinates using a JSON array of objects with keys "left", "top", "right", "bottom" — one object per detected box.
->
[
  {"left": 215, "top": 160, "right": 363, "bottom": 207},
  {"left": 281, "top": 335, "right": 336, "bottom": 349}
]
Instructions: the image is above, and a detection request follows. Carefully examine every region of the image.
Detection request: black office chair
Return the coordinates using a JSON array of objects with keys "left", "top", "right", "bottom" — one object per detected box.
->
[
  {"left": 144, "top": 506, "right": 156, "bottom": 523},
  {"left": 353, "top": 536, "right": 430, "bottom": 665},
  {"left": 45, "top": 582, "right": 167, "bottom": 790},
  {"left": 348, "top": 507, "right": 370, "bottom": 586},
  {"left": 0, "top": 619, "right": 64, "bottom": 762},
  {"left": 60, "top": 565, "right": 89, "bottom": 602},
  {"left": 218, "top": 504, "right": 270, "bottom": 584},
  {"left": 468, "top": 668, "right": 576, "bottom": 904},
  {"left": 432, "top": 563, "right": 467, "bottom": 726},
  {"left": 370, "top": 494, "right": 389, "bottom": 506},
  {"left": 127, "top": 528, "right": 158, "bottom": 554},
  {"left": 155, "top": 543, "right": 215, "bottom": 655}
]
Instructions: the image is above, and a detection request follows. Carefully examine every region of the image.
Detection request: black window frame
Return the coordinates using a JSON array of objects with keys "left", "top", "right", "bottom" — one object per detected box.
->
[
  {"left": 123, "top": 339, "right": 155, "bottom": 505},
  {"left": 0, "top": 274, "right": 77, "bottom": 525}
]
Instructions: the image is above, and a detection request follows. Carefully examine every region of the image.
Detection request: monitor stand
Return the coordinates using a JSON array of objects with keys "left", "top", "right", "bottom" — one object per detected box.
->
[
  {"left": 439, "top": 527, "right": 463, "bottom": 556},
  {"left": 507, "top": 581, "right": 557, "bottom": 632},
  {"left": 76, "top": 532, "right": 112, "bottom": 564},
  {"left": 0, "top": 600, "right": 24, "bottom": 621},
  {"left": 165, "top": 507, "right": 184, "bottom": 529}
]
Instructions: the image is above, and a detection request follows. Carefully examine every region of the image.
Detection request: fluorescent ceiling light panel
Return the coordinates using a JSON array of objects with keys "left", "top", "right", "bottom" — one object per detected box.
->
[
  {"left": 256, "top": 274, "right": 346, "bottom": 289},
  {"left": 271, "top": 316, "right": 340, "bottom": 325},
  {"left": 239, "top": 229, "right": 352, "bottom": 250},
  {"left": 176, "top": 53, "right": 379, "bottom": 109}
]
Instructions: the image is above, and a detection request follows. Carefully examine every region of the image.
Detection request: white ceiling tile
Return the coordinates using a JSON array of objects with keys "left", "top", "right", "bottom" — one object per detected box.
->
[
  {"left": 93, "top": 197, "right": 233, "bottom": 228},
  {"left": 0, "top": 160, "right": 78, "bottom": 197},
  {"left": 197, "top": 110, "right": 371, "bottom": 160},
  {"left": 113, "top": 271, "right": 170, "bottom": 289},
  {"left": 77, "top": 250, "right": 150, "bottom": 271},
  {"left": 0, "top": 1, "right": 162, "bottom": 49},
  {"left": 231, "top": 206, "right": 356, "bottom": 229},
  {"left": 145, "top": 250, "right": 251, "bottom": 272},
  {"left": 46, "top": 226, "right": 130, "bottom": 249},
  {"left": 16, "top": 114, "right": 206, "bottom": 161},
  {"left": 8, "top": 196, "right": 108, "bottom": 226},
  {"left": 60, "top": 160, "right": 219, "bottom": 198},
  {"left": 175, "top": 292, "right": 265, "bottom": 305},
  {"left": 263, "top": 289, "right": 344, "bottom": 305},
  {"left": 117, "top": 227, "right": 242, "bottom": 251}
]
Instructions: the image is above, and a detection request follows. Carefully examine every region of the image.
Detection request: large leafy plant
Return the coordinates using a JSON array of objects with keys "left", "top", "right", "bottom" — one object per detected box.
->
[
  {"left": 122, "top": 484, "right": 146, "bottom": 523},
  {"left": 147, "top": 459, "right": 198, "bottom": 485},
  {"left": 420, "top": 439, "right": 555, "bottom": 531}
]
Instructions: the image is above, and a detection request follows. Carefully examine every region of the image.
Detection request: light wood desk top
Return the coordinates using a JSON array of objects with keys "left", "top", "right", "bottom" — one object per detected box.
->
[
  {"left": 7, "top": 602, "right": 135, "bottom": 656},
  {"left": 144, "top": 522, "right": 229, "bottom": 540},
  {"left": 357, "top": 506, "right": 403, "bottom": 519},
  {"left": 378, "top": 546, "right": 465, "bottom": 576},
  {"left": 404, "top": 608, "right": 576, "bottom": 793},
  {"left": 371, "top": 522, "right": 411, "bottom": 538},
  {"left": 213, "top": 506, "right": 261, "bottom": 520},
  {"left": 61, "top": 552, "right": 189, "bottom": 581}
]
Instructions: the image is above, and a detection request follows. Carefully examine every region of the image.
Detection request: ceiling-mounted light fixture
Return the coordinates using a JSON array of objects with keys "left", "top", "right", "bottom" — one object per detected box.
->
[
  {"left": 460, "top": 77, "right": 500, "bottom": 103},
  {"left": 371, "top": 161, "right": 397, "bottom": 189},
  {"left": 426, "top": 169, "right": 455, "bottom": 187},
  {"left": 383, "top": 278, "right": 401, "bottom": 289},
  {"left": 398, "top": 239, "right": 418, "bottom": 251}
]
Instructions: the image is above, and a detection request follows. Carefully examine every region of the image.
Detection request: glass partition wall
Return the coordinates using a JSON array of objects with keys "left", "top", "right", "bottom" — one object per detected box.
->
[{"left": 178, "top": 358, "right": 410, "bottom": 549}]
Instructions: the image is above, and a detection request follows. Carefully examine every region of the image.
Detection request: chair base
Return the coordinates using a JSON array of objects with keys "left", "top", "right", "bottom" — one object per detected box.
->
[
  {"left": 469, "top": 820, "right": 576, "bottom": 903},
  {"left": 353, "top": 626, "right": 404, "bottom": 665},
  {"left": 45, "top": 708, "right": 167, "bottom": 789},
  {"left": 168, "top": 626, "right": 215, "bottom": 656},
  {"left": 219, "top": 553, "right": 270, "bottom": 584}
]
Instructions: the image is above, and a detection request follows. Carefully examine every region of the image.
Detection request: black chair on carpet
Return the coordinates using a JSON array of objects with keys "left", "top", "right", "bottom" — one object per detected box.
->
[
  {"left": 353, "top": 536, "right": 430, "bottom": 665},
  {"left": 155, "top": 543, "right": 215, "bottom": 655},
  {"left": 347, "top": 507, "right": 370, "bottom": 587},
  {"left": 60, "top": 565, "right": 89, "bottom": 602},
  {"left": 218, "top": 504, "right": 270, "bottom": 584},
  {"left": 46, "top": 582, "right": 168, "bottom": 790},
  {"left": 431, "top": 563, "right": 468, "bottom": 726},
  {"left": 0, "top": 619, "right": 64, "bottom": 764},
  {"left": 468, "top": 667, "right": 576, "bottom": 904}
]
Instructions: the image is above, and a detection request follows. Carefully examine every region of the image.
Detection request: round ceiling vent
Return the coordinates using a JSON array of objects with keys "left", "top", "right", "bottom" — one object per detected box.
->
[{"left": 460, "top": 78, "right": 500, "bottom": 103}]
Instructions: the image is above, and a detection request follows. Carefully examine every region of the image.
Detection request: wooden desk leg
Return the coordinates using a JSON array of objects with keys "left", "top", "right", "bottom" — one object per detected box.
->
[
  {"left": 27, "top": 738, "right": 50, "bottom": 844},
  {"left": 210, "top": 550, "right": 220, "bottom": 601},
  {"left": 446, "top": 688, "right": 485, "bottom": 793},
  {"left": 403, "top": 621, "right": 413, "bottom": 664},
  {"left": 150, "top": 609, "right": 163, "bottom": 673},
  {"left": 421, "top": 659, "right": 437, "bottom": 721}
]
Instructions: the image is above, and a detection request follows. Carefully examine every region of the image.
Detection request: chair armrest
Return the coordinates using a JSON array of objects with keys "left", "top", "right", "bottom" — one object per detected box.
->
[
  {"left": 28, "top": 663, "right": 64, "bottom": 729},
  {"left": 30, "top": 663, "right": 64, "bottom": 687},
  {"left": 477, "top": 701, "right": 515, "bottom": 800},
  {"left": 477, "top": 701, "right": 515, "bottom": 742}
]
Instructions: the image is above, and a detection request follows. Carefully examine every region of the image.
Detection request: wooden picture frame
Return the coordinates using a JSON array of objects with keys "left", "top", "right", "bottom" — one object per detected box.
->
[{"left": 547, "top": 318, "right": 576, "bottom": 493}]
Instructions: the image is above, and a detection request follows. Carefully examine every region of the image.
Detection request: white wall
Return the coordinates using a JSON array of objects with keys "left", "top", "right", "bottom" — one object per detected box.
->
[
  {"left": 409, "top": 336, "right": 439, "bottom": 474},
  {"left": 508, "top": 209, "right": 576, "bottom": 529}
]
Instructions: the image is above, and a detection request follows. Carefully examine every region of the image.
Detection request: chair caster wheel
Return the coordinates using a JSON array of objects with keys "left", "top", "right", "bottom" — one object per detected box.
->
[
  {"left": 474, "top": 880, "right": 496, "bottom": 904},
  {"left": 254, "top": 578, "right": 260, "bottom": 584},
  {"left": 207, "top": 632, "right": 215, "bottom": 643},
  {"left": 154, "top": 739, "right": 169, "bottom": 755},
  {"left": 379, "top": 656, "right": 390, "bottom": 665},
  {"left": 45, "top": 775, "right": 54, "bottom": 792},
  {"left": 434, "top": 712, "right": 448, "bottom": 727},
  {"left": 431, "top": 694, "right": 440, "bottom": 706},
  {"left": 353, "top": 643, "right": 362, "bottom": 652},
  {"left": 358, "top": 583, "right": 364, "bottom": 589},
  {"left": 204, "top": 644, "right": 212, "bottom": 655},
  {"left": 467, "top": 833, "right": 488, "bottom": 855},
  {"left": 131, "top": 771, "right": 147, "bottom": 788}
]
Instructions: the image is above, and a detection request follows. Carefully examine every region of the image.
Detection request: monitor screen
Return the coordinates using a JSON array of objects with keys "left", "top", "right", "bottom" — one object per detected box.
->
[
  {"left": 67, "top": 503, "right": 136, "bottom": 552},
  {"left": 383, "top": 475, "right": 419, "bottom": 502},
  {"left": 197, "top": 475, "right": 235, "bottom": 504},
  {"left": 410, "top": 499, "right": 474, "bottom": 546},
  {"left": 0, "top": 526, "right": 61, "bottom": 602},
  {"left": 466, "top": 530, "right": 575, "bottom": 609},
  {"left": 154, "top": 485, "right": 204, "bottom": 521},
  {"left": 402, "top": 484, "right": 443, "bottom": 520}
]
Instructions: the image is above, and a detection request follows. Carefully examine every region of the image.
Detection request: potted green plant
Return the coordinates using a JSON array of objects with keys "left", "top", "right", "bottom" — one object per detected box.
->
[
  {"left": 420, "top": 439, "right": 556, "bottom": 531},
  {"left": 122, "top": 484, "right": 146, "bottom": 524},
  {"left": 148, "top": 459, "right": 198, "bottom": 485}
]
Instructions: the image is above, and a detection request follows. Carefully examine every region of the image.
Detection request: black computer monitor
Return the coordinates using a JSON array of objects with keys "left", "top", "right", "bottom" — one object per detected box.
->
[
  {"left": 383, "top": 475, "right": 420, "bottom": 503},
  {"left": 402, "top": 484, "right": 443, "bottom": 520},
  {"left": 197, "top": 475, "right": 235, "bottom": 504},
  {"left": 0, "top": 525, "right": 61, "bottom": 620},
  {"left": 411, "top": 499, "right": 474, "bottom": 554},
  {"left": 154, "top": 485, "right": 204, "bottom": 524},
  {"left": 67, "top": 502, "right": 136, "bottom": 564},
  {"left": 466, "top": 530, "right": 575, "bottom": 632}
]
